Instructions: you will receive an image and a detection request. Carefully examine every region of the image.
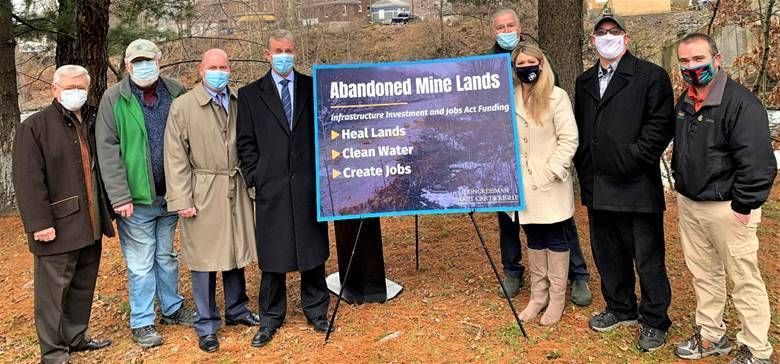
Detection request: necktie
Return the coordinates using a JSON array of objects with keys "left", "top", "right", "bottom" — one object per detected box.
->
[
  {"left": 215, "top": 92, "right": 227, "bottom": 114},
  {"left": 280, "top": 79, "right": 292, "bottom": 127}
]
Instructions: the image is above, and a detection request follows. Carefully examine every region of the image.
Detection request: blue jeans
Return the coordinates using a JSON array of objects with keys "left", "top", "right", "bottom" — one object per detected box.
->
[{"left": 117, "top": 196, "right": 183, "bottom": 329}]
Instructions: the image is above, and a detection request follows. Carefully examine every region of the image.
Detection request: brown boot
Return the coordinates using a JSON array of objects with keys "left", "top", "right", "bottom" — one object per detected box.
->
[
  {"left": 519, "top": 249, "right": 548, "bottom": 322},
  {"left": 540, "top": 249, "right": 570, "bottom": 325}
]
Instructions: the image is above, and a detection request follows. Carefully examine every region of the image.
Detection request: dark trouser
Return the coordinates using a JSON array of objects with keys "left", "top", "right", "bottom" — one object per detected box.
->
[
  {"left": 191, "top": 268, "right": 251, "bottom": 337},
  {"left": 498, "top": 213, "right": 590, "bottom": 281},
  {"left": 588, "top": 209, "right": 672, "bottom": 331},
  {"left": 258, "top": 264, "right": 329, "bottom": 329},
  {"left": 34, "top": 241, "right": 101, "bottom": 364}
]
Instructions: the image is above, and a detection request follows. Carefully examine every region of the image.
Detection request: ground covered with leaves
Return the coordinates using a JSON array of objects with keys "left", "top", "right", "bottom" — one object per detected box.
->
[{"left": 0, "top": 182, "right": 778, "bottom": 363}]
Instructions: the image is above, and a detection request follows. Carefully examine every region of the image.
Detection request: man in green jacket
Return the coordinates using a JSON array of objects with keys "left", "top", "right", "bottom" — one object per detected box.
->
[{"left": 96, "top": 39, "right": 195, "bottom": 348}]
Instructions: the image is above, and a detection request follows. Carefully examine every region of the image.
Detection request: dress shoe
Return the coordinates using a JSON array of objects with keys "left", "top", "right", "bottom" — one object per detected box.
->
[
  {"left": 70, "top": 337, "right": 112, "bottom": 352},
  {"left": 198, "top": 334, "right": 219, "bottom": 353},
  {"left": 308, "top": 317, "right": 334, "bottom": 333},
  {"left": 226, "top": 312, "right": 261, "bottom": 326},
  {"left": 251, "top": 327, "right": 276, "bottom": 347}
]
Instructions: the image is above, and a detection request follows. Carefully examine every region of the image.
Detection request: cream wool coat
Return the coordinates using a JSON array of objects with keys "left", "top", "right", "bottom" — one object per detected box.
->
[
  {"left": 513, "top": 86, "right": 579, "bottom": 225},
  {"left": 164, "top": 84, "right": 257, "bottom": 271}
]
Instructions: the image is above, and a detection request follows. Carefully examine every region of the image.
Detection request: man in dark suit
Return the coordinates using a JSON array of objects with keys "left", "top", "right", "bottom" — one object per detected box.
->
[
  {"left": 237, "top": 29, "right": 331, "bottom": 348},
  {"left": 573, "top": 14, "right": 675, "bottom": 352},
  {"left": 13, "top": 65, "right": 115, "bottom": 363}
]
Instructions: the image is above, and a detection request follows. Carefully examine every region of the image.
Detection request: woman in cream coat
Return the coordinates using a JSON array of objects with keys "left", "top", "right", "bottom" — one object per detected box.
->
[{"left": 511, "top": 44, "right": 580, "bottom": 325}]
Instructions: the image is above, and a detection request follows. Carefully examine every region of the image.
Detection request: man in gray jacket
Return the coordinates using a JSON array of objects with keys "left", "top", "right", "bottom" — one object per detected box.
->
[{"left": 96, "top": 39, "right": 195, "bottom": 348}]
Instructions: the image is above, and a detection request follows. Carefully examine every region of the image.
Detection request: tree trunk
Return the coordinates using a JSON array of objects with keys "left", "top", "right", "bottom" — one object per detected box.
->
[
  {"left": 0, "top": 0, "right": 21, "bottom": 213},
  {"left": 77, "top": 0, "right": 109, "bottom": 107},
  {"left": 55, "top": 0, "right": 79, "bottom": 68},
  {"left": 538, "top": 0, "right": 583, "bottom": 99}
]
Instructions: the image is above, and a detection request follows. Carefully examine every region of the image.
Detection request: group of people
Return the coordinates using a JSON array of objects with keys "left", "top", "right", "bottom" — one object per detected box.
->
[
  {"left": 10, "top": 8, "right": 776, "bottom": 364},
  {"left": 14, "top": 30, "right": 330, "bottom": 362},
  {"left": 489, "top": 8, "right": 776, "bottom": 364}
]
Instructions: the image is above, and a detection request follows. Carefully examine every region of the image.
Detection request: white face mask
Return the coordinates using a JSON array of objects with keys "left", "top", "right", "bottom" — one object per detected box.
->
[
  {"left": 59, "top": 89, "right": 88, "bottom": 111},
  {"left": 594, "top": 34, "right": 626, "bottom": 60}
]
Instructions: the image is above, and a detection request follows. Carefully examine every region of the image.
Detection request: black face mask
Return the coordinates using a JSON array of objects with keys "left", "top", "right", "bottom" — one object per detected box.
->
[{"left": 515, "top": 65, "right": 541, "bottom": 84}]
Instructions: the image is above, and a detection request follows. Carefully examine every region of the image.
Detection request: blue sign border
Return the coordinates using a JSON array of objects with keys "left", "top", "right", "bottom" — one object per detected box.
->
[{"left": 313, "top": 53, "right": 525, "bottom": 222}]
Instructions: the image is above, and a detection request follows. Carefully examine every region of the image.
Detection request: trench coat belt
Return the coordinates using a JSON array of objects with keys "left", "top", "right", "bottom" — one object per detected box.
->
[{"left": 192, "top": 168, "right": 240, "bottom": 199}]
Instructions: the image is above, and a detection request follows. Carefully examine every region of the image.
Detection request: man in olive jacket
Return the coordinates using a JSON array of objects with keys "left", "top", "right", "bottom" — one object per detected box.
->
[
  {"left": 13, "top": 65, "right": 114, "bottom": 363},
  {"left": 573, "top": 15, "right": 675, "bottom": 352}
]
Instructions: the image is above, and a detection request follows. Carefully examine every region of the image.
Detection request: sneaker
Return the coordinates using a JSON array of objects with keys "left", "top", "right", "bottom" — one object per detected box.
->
[
  {"left": 675, "top": 327, "right": 732, "bottom": 359},
  {"left": 160, "top": 306, "right": 196, "bottom": 327},
  {"left": 498, "top": 276, "right": 522, "bottom": 298},
  {"left": 588, "top": 311, "right": 638, "bottom": 332},
  {"left": 570, "top": 280, "right": 592, "bottom": 306},
  {"left": 132, "top": 325, "right": 163, "bottom": 348},
  {"left": 637, "top": 325, "right": 666, "bottom": 352},
  {"left": 729, "top": 345, "right": 772, "bottom": 364}
]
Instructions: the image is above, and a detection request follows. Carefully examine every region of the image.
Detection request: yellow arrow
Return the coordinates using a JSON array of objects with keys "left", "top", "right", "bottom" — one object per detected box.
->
[
  {"left": 332, "top": 169, "right": 341, "bottom": 178},
  {"left": 330, "top": 130, "right": 340, "bottom": 140},
  {"left": 331, "top": 150, "right": 341, "bottom": 159}
]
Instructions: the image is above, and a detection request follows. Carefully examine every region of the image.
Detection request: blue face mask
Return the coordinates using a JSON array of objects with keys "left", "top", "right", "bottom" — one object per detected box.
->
[
  {"left": 131, "top": 60, "right": 159, "bottom": 82},
  {"left": 204, "top": 70, "right": 230, "bottom": 90},
  {"left": 496, "top": 32, "right": 519, "bottom": 51},
  {"left": 272, "top": 54, "right": 295, "bottom": 75}
]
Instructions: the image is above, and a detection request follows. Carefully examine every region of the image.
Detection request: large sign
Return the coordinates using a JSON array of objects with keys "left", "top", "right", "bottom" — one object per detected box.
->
[{"left": 314, "top": 54, "right": 524, "bottom": 221}]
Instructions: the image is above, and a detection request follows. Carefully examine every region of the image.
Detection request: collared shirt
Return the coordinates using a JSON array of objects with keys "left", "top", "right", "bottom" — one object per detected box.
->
[
  {"left": 203, "top": 83, "right": 230, "bottom": 113},
  {"left": 686, "top": 85, "right": 710, "bottom": 112},
  {"left": 271, "top": 70, "right": 295, "bottom": 113},
  {"left": 597, "top": 59, "right": 621, "bottom": 98}
]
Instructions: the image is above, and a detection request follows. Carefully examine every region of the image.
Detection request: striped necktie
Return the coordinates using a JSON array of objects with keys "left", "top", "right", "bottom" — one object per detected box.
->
[{"left": 280, "top": 79, "right": 292, "bottom": 127}]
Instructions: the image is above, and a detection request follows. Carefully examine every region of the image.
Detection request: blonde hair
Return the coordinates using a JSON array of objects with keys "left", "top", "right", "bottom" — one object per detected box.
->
[{"left": 511, "top": 44, "right": 554, "bottom": 125}]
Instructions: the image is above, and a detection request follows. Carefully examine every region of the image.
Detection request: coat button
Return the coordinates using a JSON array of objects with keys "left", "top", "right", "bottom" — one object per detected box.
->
[
  {"left": 528, "top": 169, "right": 533, "bottom": 175},
  {"left": 289, "top": 173, "right": 294, "bottom": 179},
  {"left": 592, "top": 137, "right": 598, "bottom": 144},
  {"left": 531, "top": 185, "right": 537, "bottom": 190},
  {"left": 523, "top": 138, "right": 528, "bottom": 143}
]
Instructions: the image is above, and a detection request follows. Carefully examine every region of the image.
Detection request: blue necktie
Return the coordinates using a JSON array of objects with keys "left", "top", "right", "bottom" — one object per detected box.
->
[{"left": 280, "top": 79, "right": 292, "bottom": 127}]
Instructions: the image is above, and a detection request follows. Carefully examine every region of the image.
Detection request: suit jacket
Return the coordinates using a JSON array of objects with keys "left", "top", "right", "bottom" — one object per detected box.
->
[
  {"left": 236, "top": 70, "right": 329, "bottom": 273},
  {"left": 13, "top": 101, "right": 116, "bottom": 256},
  {"left": 573, "top": 51, "right": 675, "bottom": 213}
]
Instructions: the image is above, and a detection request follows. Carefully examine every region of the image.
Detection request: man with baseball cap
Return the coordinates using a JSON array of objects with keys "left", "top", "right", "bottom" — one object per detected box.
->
[
  {"left": 573, "top": 14, "right": 675, "bottom": 352},
  {"left": 96, "top": 39, "right": 196, "bottom": 348}
]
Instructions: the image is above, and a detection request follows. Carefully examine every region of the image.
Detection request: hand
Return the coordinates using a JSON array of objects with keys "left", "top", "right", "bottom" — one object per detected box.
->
[
  {"left": 733, "top": 211, "right": 750, "bottom": 225},
  {"left": 114, "top": 202, "right": 134, "bottom": 218},
  {"left": 177, "top": 207, "right": 197, "bottom": 218},
  {"left": 33, "top": 227, "right": 56, "bottom": 242}
]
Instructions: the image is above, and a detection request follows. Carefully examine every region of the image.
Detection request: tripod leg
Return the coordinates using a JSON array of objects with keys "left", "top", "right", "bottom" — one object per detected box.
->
[
  {"left": 468, "top": 212, "right": 527, "bottom": 338},
  {"left": 325, "top": 218, "right": 365, "bottom": 343}
]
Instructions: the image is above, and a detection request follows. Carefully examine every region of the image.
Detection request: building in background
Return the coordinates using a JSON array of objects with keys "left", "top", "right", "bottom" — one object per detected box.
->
[{"left": 370, "top": 0, "right": 411, "bottom": 23}]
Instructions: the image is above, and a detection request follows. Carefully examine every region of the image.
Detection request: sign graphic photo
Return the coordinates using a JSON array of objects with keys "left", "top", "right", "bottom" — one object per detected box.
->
[{"left": 314, "top": 54, "right": 524, "bottom": 221}]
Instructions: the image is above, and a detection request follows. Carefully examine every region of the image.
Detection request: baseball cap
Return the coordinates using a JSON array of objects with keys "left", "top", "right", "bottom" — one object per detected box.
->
[
  {"left": 125, "top": 39, "right": 161, "bottom": 62},
  {"left": 593, "top": 13, "right": 627, "bottom": 32}
]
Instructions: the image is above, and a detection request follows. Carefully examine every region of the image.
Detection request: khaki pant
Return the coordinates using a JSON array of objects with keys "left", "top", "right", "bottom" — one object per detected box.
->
[{"left": 677, "top": 194, "right": 772, "bottom": 359}]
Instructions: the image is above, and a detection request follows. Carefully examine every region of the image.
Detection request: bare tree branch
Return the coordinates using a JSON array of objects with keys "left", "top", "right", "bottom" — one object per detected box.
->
[
  {"left": 160, "top": 58, "right": 269, "bottom": 69},
  {"left": 707, "top": 0, "right": 721, "bottom": 35},
  {"left": 752, "top": 0, "right": 775, "bottom": 94}
]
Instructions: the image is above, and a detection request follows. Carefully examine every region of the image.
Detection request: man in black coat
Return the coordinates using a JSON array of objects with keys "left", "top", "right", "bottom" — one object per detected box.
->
[
  {"left": 13, "top": 65, "right": 115, "bottom": 363},
  {"left": 237, "top": 29, "right": 331, "bottom": 348},
  {"left": 573, "top": 15, "right": 675, "bottom": 352}
]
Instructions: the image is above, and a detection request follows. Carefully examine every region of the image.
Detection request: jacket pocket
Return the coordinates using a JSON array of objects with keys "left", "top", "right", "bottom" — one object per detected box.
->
[
  {"left": 50, "top": 196, "right": 80, "bottom": 219},
  {"left": 527, "top": 158, "right": 556, "bottom": 192}
]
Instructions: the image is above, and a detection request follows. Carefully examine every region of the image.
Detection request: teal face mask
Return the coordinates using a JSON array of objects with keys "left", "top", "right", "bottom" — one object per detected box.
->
[
  {"left": 680, "top": 61, "right": 717, "bottom": 86},
  {"left": 204, "top": 70, "right": 230, "bottom": 90},
  {"left": 496, "top": 32, "right": 519, "bottom": 50},
  {"left": 272, "top": 54, "right": 295, "bottom": 75}
]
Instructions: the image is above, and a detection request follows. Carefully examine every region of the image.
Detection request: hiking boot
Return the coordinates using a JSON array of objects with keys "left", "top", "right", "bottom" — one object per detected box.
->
[
  {"left": 132, "top": 325, "right": 163, "bottom": 348},
  {"left": 637, "top": 325, "right": 666, "bottom": 352},
  {"left": 570, "top": 280, "right": 592, "bottom": 306},
  {"left": 588, "top": 311, "right": 638, "bottom": 332},
  {"left": 729, "top": 345, "right": 772, "bottom": 364},
  {"left": 675, "top": 327, "right": 732, "bottom": 359},
  {"left": 160, "top": 306, "right": 196, "bottom": 327},
  {"left": 498, "top": 276, "right": 522, "bottom": 299}
]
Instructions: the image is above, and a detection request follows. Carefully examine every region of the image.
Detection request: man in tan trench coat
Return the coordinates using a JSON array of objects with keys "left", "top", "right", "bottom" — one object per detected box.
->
[{"left": 164, "top": 49, "right": 259, "bottom": 353}]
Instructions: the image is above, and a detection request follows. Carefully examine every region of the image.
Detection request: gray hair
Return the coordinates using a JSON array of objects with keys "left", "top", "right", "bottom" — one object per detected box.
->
[
  {"left": 53, "top": 65, "right": 91, "bottom": 85},
  {"left": 268, "top": 29, "right": 295, "bottom": 48},
  {"left": 491, "top": 8, "right": 520, "bottom": 30}
]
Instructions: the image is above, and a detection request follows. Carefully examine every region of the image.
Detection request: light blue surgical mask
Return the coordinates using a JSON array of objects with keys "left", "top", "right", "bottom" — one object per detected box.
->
[
  {"left": 131, "top": 60, "right": 159, "bottom": 86},
  {"left": 272, "top": 54, "right": 295, "bottom": 76},
  {"left": 496, "top": 32, "right": 519, "bottom": 51},
  {"left": 204, "top": 70, "right": 230, "bottom": 90}
]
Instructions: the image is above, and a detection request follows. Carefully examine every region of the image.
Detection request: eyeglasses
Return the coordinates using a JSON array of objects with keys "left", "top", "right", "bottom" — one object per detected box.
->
[{"left": 594, "top": 28, "right": 625, "bottom": 36}]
